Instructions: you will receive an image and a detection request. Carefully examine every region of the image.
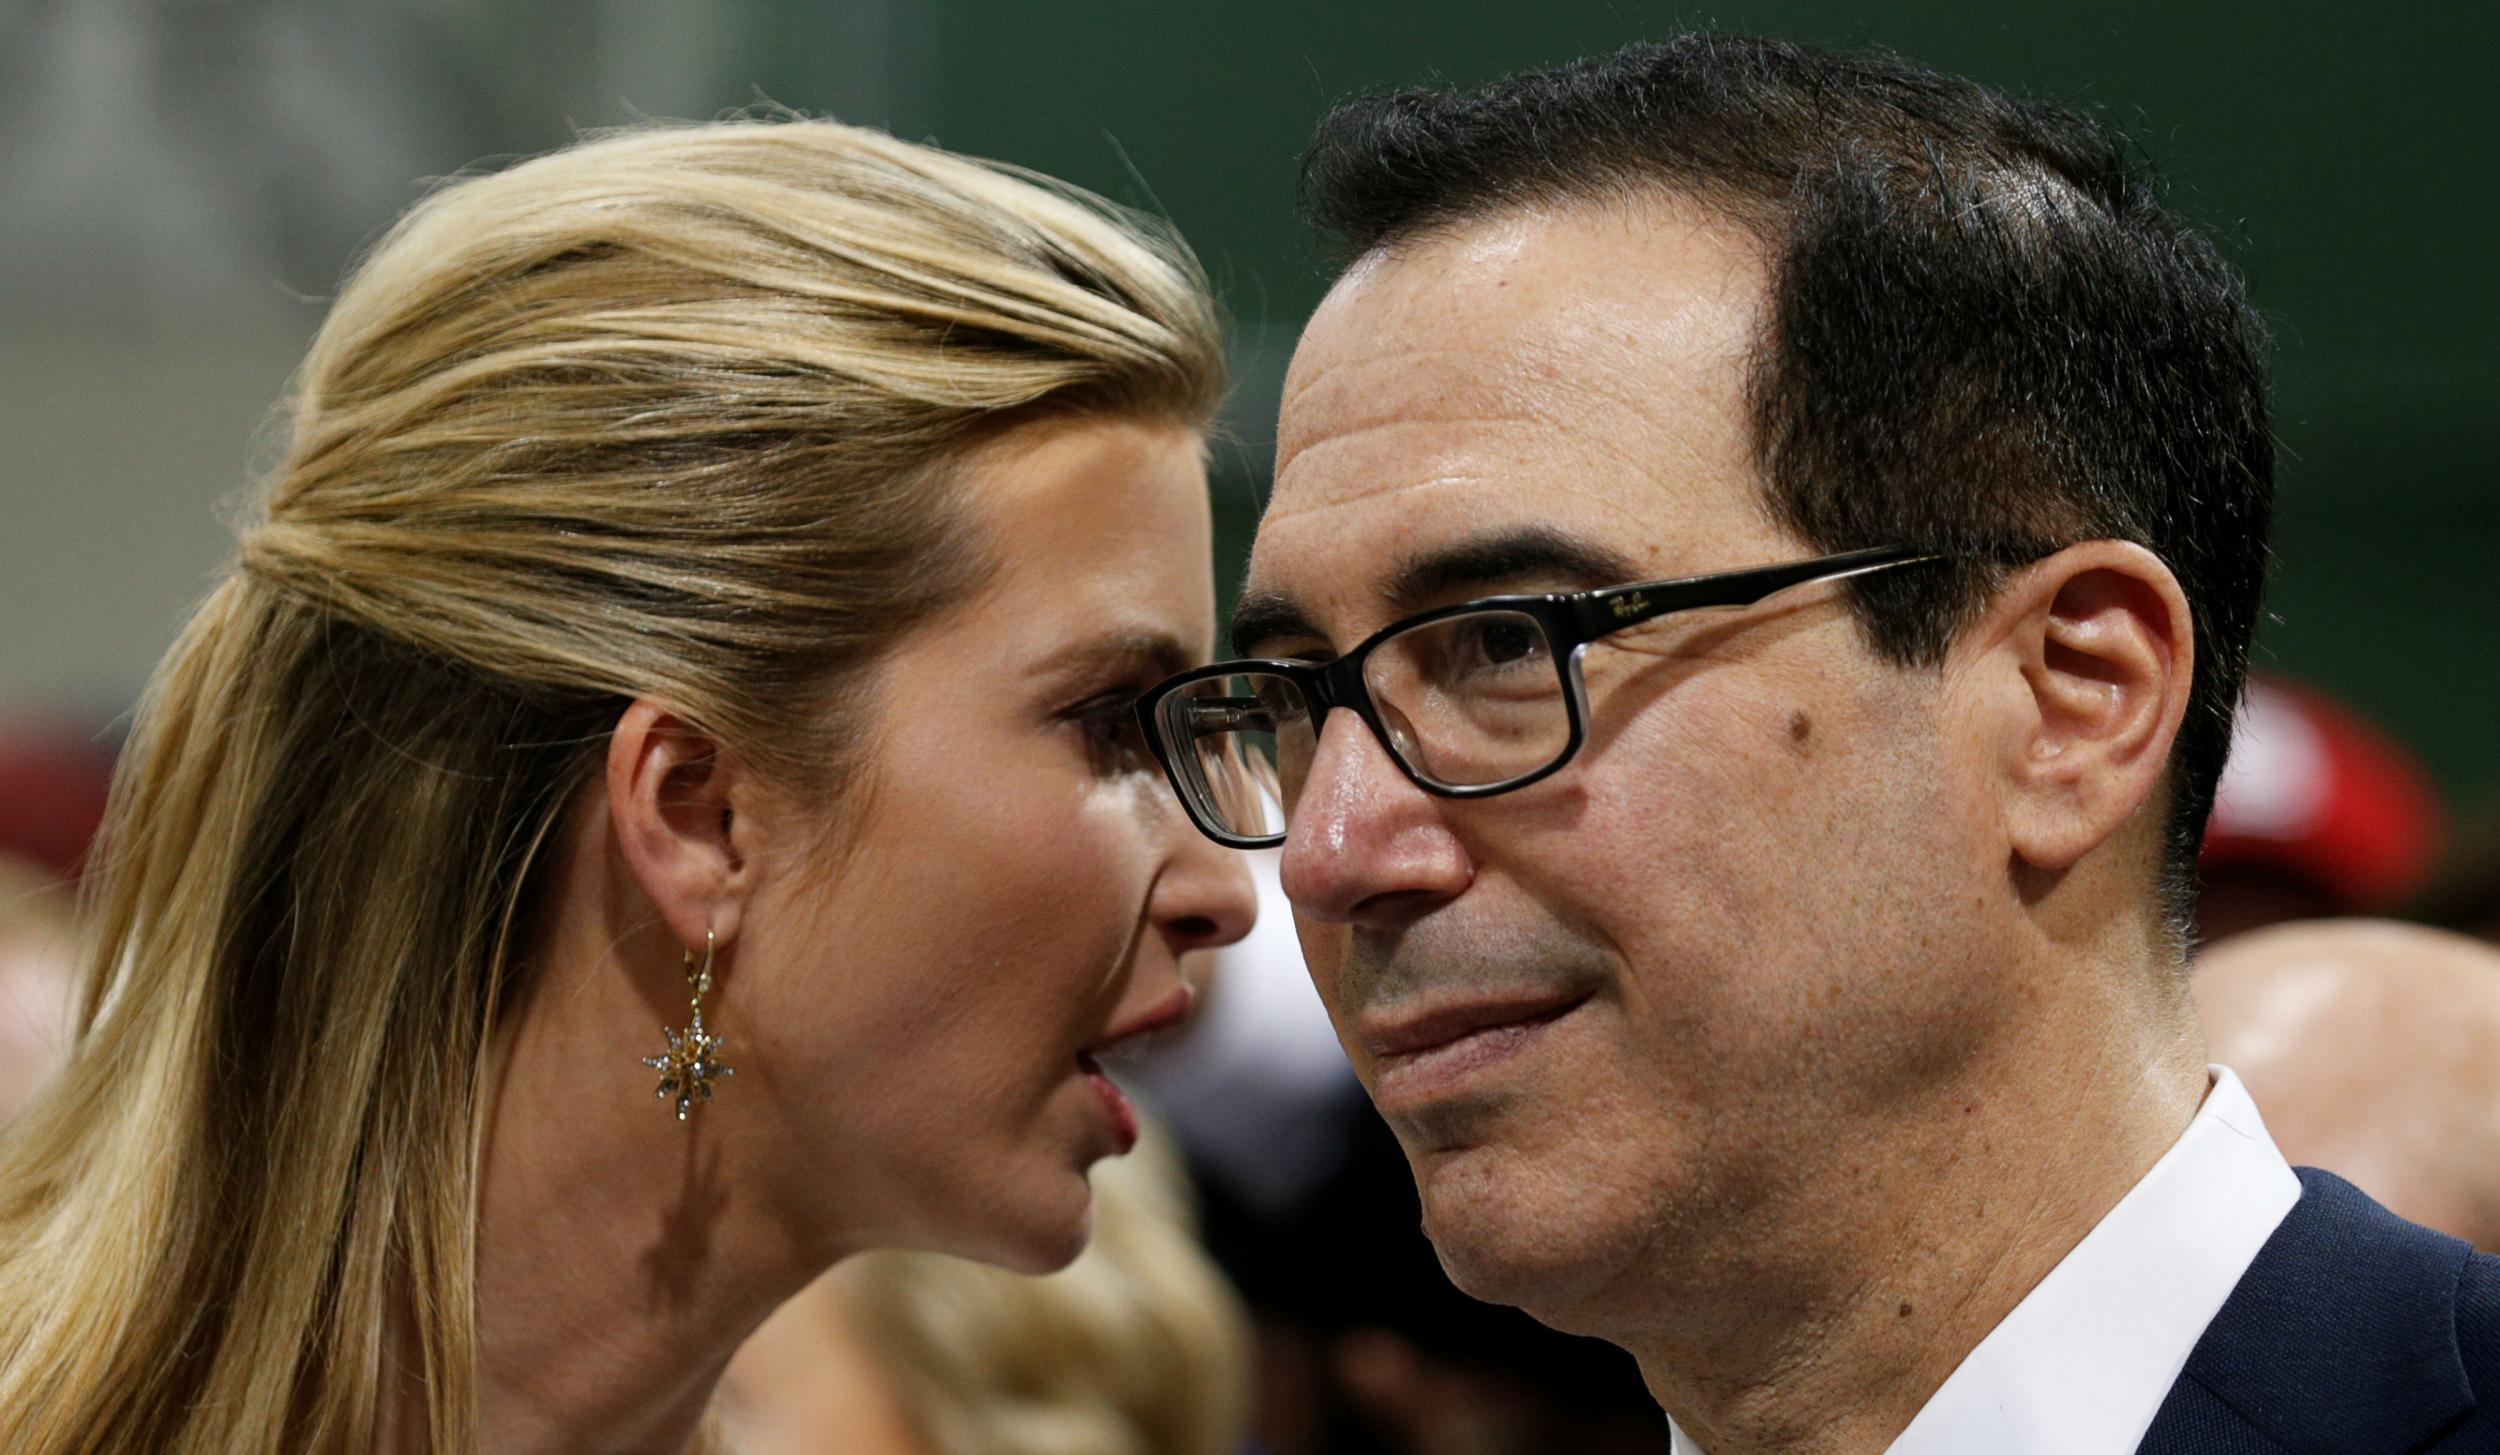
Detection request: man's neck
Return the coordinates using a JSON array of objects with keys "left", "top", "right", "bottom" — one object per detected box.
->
[{"left": 1621, "top": 975, "right": 2209, "bottom": 1455}]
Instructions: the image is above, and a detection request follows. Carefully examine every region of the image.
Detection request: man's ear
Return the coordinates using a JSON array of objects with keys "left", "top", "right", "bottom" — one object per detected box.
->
[
  {"left": 606, "top": 699, "right": 755, "bottom": 950},
  {"left": 1971, "top": 541, "right": 2195, "bottom": 874}
]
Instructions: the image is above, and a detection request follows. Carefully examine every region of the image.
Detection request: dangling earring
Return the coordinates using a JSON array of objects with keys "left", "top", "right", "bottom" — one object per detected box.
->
[{"left": 641, "top": 927, "right": 734, "bottom": 1121}]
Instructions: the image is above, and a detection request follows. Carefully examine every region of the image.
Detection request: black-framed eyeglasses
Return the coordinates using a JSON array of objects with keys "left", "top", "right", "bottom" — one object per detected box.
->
[{"left": 1136, "top": 545, "right": 1944, "bottom": 848}]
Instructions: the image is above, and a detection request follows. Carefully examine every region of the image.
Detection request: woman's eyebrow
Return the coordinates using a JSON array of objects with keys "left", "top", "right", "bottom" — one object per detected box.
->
[{"left": 1032, "top": 629, "right": 1194, "bottom": 684}]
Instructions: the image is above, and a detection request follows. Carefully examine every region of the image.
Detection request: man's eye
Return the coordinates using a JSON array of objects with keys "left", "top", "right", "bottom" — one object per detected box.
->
[{"left": 1447, "top": 616, "right": 1549, "bottom": 675}]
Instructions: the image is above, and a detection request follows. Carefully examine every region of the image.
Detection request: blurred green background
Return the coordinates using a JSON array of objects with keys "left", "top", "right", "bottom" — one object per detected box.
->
[{"left": 3, "top": 0, "right": 2492, "bottom": 804}]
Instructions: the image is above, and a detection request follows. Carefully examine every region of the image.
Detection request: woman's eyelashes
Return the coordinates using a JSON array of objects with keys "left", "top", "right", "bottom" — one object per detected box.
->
[{"left": 1069, "top": 689, "right": 1156, "bottom": 774}]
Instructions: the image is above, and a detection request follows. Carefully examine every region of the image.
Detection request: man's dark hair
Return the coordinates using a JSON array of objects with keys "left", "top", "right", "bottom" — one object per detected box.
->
[{"left": 1301, "top": 34, "right": 2273, "bottom": 940}]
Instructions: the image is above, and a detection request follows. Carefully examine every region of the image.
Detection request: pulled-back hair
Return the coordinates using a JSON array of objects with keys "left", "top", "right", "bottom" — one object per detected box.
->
[
  {"left": 0, "top": 118, "right": 1222, "bottom": 1454},
  {"left": 1302, "top": 34, "right": 2273, "bottom": 937}
]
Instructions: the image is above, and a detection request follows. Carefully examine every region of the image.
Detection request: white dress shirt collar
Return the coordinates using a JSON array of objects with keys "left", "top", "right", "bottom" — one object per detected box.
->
[{"left": 1667, "top": 1066, "right": 2300, "bottom": 1455}]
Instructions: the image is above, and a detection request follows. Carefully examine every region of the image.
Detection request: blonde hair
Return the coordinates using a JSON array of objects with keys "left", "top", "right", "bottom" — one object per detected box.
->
[
  {"left": 0, "top": 118, "right": 1222, "bottom": 1455},
  {"left": 727, "top": 1122, "right": 1251, "bottom": 1455}
]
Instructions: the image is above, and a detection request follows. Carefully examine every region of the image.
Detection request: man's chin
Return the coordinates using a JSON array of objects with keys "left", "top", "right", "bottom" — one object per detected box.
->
[{"left": 1414, "top": 1153, "right": 1649, "bottom": 1333}]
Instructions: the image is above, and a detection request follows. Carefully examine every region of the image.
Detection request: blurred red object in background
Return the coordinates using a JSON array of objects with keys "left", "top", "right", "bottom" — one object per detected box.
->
[
  {"left": 0, "top": 716, "right": 119, "bottom": 882},
  {"left": 2202, "top": 676, "right": 2443, "bottom": 933}
]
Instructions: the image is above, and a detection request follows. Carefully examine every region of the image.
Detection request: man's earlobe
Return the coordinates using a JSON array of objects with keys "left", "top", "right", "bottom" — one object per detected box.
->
[
  {"left": 606, "top": 699, "right": 751, "bottom": 950},
  {"left": 1994, "top": 542, "right": 2194, "bottom": 872}
]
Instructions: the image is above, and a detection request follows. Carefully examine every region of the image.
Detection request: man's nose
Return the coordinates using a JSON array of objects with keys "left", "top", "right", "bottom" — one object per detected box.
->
[{"left": 1278, "top": 707, "right": 1472, "bottom": 925}]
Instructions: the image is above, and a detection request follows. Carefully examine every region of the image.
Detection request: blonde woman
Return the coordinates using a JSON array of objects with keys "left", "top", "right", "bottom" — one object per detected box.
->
[{"left": 0, "top": 120, "right": 1255, "bottom": 1454}]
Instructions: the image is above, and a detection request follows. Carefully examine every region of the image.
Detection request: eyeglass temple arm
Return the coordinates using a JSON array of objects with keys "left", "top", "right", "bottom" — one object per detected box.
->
[
  {"left": 1570, "top": 546, "right": 1940, "bottom": 637},
  {"left": 1173, "top": 696, "right": 1279, "bottom": 739}
]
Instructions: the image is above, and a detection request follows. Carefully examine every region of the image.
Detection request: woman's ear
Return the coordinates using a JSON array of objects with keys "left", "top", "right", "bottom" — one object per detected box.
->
[
  {"left": 1970, "top": 541, "right": 2195, "bottom": 874},
  {"left": 606, "top": 699, "right": 753, "bottom": 949}
]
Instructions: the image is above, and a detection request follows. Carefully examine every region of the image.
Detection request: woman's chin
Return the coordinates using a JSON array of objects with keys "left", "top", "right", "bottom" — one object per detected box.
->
[{"left": 954, "top": 1172, "right": 1097, "bottom": 1275}]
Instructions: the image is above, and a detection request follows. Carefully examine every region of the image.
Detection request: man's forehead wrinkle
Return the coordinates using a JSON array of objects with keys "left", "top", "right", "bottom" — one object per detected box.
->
[
  {"left": 1507, "top": 292, "right": 1760, "bottom": 431},
  {"left": 1277, "top": 280, "right": 1759, "bottom": 509},
  {"left": 1271, "top": 375, "right": 1731, "bottom": 532},
  {"left": 1277, "top": 229, "right": 1578, "bottom": 466},
  {"left": 1279, "top": 341, "right": 1510, "bottom": 407},
  {"left": 1274, "top": 345, "right": 1648, "bottom": 522},
  {"left": 1503, "top": 355, "right": 1743, "bottom": 487},
  {"left": 1271, "top": 432, "right": 1554, "bottom": 525},
  {"left": 1274, "top": 344, "right": 1540, "bottom": 482}
]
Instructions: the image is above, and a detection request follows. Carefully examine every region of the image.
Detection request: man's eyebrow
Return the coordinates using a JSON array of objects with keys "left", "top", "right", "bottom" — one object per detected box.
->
[
  {"left": 1230, "top": 592, "right": 1325, "bottom": 660},
  {"left": 1231, "top": 527, "right": 1643, "bottom": 659},
  {"left": 1383, "top": 527, "right": 1642, "bottom": 618}
]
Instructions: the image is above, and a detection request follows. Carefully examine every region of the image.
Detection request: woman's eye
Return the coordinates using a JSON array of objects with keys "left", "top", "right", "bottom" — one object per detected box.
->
[{"left": 1075, "top": 696, "right": 1153, "bottom": 771}]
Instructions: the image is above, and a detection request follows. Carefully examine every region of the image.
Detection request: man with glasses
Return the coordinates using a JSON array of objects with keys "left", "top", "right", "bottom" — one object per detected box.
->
[{"left": 1141, "top": 35, "right": 2497, "bottom": 1455}]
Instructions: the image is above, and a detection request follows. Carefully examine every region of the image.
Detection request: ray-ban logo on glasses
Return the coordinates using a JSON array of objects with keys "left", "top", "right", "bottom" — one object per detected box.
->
[{"left": 1609, "top": 592, "right": 1650, "bottom": 620}]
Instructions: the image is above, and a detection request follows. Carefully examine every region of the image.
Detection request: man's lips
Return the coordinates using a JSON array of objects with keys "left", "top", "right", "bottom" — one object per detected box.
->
[
  {"left": 1357, "top": 988, "right": 1593, "bottom": 1110},
  {"left": 1357, "top": 988, "right": 1592, "bottom": 1061}
]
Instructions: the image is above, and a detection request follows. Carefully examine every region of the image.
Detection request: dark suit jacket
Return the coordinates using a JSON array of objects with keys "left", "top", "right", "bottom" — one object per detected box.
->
[{"left": 2138, "top": 1168, "right": 2500, "bottom": 1454}]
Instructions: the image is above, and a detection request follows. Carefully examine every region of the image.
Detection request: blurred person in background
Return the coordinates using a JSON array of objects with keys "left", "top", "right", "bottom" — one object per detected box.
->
[
  {"left": 0, "top": 856, "right": 76, "bottom": 1127},
  {"left": 2417, "top": 807, "right": 2500, "bottom": 946},
  {"left": 1142, "top": 34, "right": 2498, "bottom": 1455},
  {"left": 0, "top": 718, "right": 117, "bottom": 886},
  {"left": 2198, "top": 674, "right": 2445, "bottom": 940},
  {"left": 0, "top": 118, "right": 1257, "bottom": 1455},
  {"left": 2198, "top": 918, "right": 2500, "bottom": 1251},
  {"left": 719, "top": 1122, "right": 1250, "bottom": 1455},
  {"left": 1233, "top": 1102, "right": 1680, "bottom": 1455},
  {"left": 0, "top": 718, "right": 115, "bottom": 1126}
]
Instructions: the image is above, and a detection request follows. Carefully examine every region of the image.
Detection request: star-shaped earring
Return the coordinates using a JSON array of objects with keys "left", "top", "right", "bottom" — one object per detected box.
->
[
  {"left": 642, "top": 929, "right": 733, "bottom": 1121},
  {"left": 642, "top": 1007, "right": 733, "bottom": 1121}
]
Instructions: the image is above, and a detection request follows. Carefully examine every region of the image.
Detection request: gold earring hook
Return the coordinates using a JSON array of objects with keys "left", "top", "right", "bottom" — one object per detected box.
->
[{"left": 685, "top": 927, "right": 715, "bottom": 997}]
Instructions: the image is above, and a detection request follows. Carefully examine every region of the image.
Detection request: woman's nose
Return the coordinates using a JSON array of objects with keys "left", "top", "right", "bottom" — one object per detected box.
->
[{"left": 1152, "top": 811, "right": 1259, "bottom": 953}]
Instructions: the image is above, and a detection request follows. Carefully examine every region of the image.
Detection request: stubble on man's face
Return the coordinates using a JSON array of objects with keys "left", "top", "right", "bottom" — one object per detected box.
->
[{"left": 1257, "top": 196, "right": 2010, "bottom": 1337}]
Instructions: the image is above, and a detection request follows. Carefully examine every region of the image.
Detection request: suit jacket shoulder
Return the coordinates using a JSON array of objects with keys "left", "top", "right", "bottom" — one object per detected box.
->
[{"left": 2138, "top": 1167, "right": 2500, "bottom": 1454}]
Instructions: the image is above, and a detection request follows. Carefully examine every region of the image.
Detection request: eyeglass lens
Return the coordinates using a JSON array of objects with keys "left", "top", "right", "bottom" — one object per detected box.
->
[{"left": 1157, "top": 608, "right": 1573, "bottom": 841}]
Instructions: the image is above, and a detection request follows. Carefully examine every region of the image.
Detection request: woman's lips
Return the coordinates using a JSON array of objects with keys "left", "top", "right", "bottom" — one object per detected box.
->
[
  {"left": 1094, "top": 986, "right": 1194, "bottom": 1051},
  {"left": 1068, "top": 986, "right": 1189, "bottom": 1158},
  {"left": 1361, "top": 990, "right": 1593, "bottom": 1112},
  {"left": 1076, "top": 1051, "right": 1140, "bottom": 1153}
]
